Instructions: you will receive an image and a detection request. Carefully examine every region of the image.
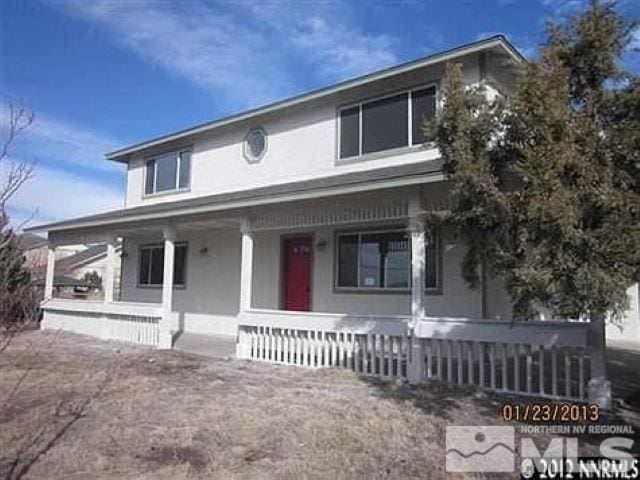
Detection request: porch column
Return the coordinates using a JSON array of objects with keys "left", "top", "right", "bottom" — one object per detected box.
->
[
  {"left": 44, "top": 244, "right": 56, "bottom": 301},
  {"left": 410, "top": 217, "right": 426, "bottom": 324},
  {"left": 239, "top": 219, "right": 254, "bottom": 313},
  {"left": 103, "top": 235, "right": 117, "bottom": 303},
  {"left": 587, "top": 314, "right": 611, "bottom": 409},
  {"left": 408, "top": 196, "right": 426, "bottom": 385},
  {"left": 158, "top": 225, "right": 176, "bottom": 349},
  {"left": 236, "top": 220, "right": 254, "bottom": 359}
]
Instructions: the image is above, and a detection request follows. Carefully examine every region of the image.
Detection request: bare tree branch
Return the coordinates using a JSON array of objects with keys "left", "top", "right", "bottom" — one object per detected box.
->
[
  {"left": 0, "top": 101, "right": 39, "bottom": 349},
  {"left": 0, "top": 102, "right": 35, "bottom": 218}
]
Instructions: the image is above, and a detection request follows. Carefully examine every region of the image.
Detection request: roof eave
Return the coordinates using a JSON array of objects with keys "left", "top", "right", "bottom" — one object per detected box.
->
[{"left": 25, "top": 163, "right": 444, "bottom": 233}]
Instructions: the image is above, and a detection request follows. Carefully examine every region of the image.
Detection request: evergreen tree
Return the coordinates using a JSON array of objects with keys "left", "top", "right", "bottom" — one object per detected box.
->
[
  {"left": 0, "top": 220, "right": 35, "bottom": 331},
  {"left": 430, "top": 1, "right": 639, "bottom": 320}
]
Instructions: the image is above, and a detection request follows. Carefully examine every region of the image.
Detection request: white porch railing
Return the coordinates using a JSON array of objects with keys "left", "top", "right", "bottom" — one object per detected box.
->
[
  {"left": 237, "top": 310, "right": 592, "bottom": 401},
  {"left": 41, "top": 299, "right": 162, "bottom": 347},
  {"left": 237, "top": 309, "right": 411, "bottom": 375},
  {"left": 413, "top": 317, "right": 590, "bottom": 401}
]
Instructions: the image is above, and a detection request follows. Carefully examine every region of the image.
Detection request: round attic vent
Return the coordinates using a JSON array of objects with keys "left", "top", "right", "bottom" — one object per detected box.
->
[{"left": 243, "top": 127, "right": 267, "bottom": 163}]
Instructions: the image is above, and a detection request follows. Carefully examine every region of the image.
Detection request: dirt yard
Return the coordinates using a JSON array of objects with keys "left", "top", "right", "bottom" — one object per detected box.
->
[{"left": 1, "top": 330, "right": 638, "bottom": 479}]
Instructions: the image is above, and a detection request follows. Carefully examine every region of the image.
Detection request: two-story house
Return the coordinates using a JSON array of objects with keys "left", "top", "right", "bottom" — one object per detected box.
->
[{"left": 29, "top": 36, "right": 631, "bottom": 406}]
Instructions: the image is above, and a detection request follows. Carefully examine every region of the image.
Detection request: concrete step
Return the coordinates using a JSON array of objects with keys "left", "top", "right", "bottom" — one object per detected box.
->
[{"left": 172, "top": 332, "right": 236, "bottom": 359}]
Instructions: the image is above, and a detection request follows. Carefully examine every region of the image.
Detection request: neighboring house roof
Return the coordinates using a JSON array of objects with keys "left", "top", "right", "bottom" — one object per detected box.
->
[
  {"left": 106, "top": 35, "right": 525, "bottom": 162},
  {"left": 30, "top": 245, "right": 118, "bottom": 284},
  {"left": 16, "top": 233, "right": 48, "bottom": 250},
  {"left": 55, "top": 244, "right": 118, "bottom": 271},
  {"left": 33, "top": 275, "right": 90, "bottom": 287},
  {"left": 26, "top": 160, "right": 442, "bottom": 233}
]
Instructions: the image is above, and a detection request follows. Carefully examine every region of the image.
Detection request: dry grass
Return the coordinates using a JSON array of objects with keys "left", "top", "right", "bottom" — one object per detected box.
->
[{"left": 0, "top": 330, "right": 638, "bottom": 479}]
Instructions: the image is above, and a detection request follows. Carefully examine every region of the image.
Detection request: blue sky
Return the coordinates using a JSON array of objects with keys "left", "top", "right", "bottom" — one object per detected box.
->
[{"left": 1, "top": 0, "right": 638, "bottom": 228}]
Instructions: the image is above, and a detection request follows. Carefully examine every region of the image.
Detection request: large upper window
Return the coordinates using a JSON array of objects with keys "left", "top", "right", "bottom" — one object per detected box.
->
[
  {"left": 339, "top": 86, "right": 436, "bottom": 159},
  {"left": 336, "top": 228, "right": 440, "bottom": 291},
  {"left": 138, "top": 243, "right": 188, "bottom": 287},
  {"left": 145, "top": 149, "right": 191, "bottom": 195}
]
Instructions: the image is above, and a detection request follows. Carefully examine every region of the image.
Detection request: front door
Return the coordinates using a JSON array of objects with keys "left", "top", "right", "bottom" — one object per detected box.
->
[{"left": 282, "top": 236, "right": 312, "bottom": 311}]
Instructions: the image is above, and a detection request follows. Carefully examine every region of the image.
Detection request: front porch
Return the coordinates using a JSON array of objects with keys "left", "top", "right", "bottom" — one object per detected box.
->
[
  {"left": 42, "top": 187, "right": 441, "bottom": 344},
  {"left": 38, "top": 185, "right": 609, "bottom": 406}
]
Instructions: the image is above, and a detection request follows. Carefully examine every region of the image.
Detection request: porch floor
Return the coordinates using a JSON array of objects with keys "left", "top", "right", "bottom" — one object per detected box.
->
[{"left": 172, "top": 332, "right": 236, "bottom": 359}]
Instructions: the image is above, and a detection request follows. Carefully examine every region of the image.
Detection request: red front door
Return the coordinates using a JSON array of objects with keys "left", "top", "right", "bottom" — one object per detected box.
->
[{"left": 282, "top": 236, "right": 312, "bottom": 311}]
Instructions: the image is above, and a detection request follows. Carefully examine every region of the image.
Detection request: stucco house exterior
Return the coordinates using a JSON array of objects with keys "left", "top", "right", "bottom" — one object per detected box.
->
[{"left": 27, "top": 36, "right": 637, "bottom": 407}]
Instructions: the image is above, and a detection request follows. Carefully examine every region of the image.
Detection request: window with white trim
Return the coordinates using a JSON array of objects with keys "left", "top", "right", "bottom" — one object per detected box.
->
[
  {"left": 335, "top": 228, "right": 441, "bottom": 291},
  {"left": 138, "top": 243, "right": 188, "bottom": 286},
  {"left": 144, "top": 149, "right": 191, "bottom": 195},
  {"left": 339, "top": 86, "right": 436, "bottom": 159}
]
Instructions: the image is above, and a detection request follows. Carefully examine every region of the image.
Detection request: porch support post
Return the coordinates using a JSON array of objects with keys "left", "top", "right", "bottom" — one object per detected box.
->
[
  {"left": 408, "top": 196, "right": 426, "bottom": 385},
  {"left": 44, "top": 244, "right": 56, "bottom": 301},
  {"left": 158, "top": 225, "right": 176, "bottom": 349},
  {"left": 237, "top": 219, "right": 254, "bottom": 359},
  {"left": 587, "top": 313, "right": 611, "bottom": 409},
  {"left": 103, "top": 235, "right": 117, "bottom": 303},
  {"left": 239, "top": 219, "right": 254, "bottom": 313}
]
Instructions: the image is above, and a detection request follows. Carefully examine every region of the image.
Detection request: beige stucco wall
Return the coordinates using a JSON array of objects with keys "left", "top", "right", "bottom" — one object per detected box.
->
[
  {"left": 251, "top": 227, "right": 483, "bottom": 318},
  {"left": 119, "top": 220, "right": 488, "bottom": 336},
  {"left": 487, "top": 278, "right": 640, "bottom": 347},
  {"left": 118, "top": 224, "right": 640, "bottom": 343},
  {"left": 123, "top": 54, "right": 485, "bottom": 208},
  {"left": 120, "top": 229, "right": 241, "bottom": 336}
]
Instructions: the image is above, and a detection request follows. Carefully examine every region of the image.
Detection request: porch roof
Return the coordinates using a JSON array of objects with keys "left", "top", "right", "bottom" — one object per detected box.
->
[{"left": 26, "top": 160, "right": 442, "bottom": 234}]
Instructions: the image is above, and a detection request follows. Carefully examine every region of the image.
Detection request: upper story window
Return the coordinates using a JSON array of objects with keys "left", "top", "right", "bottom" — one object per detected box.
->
[
  {"left": 338, "top": 85, "right": 437, "bottom": 160},
  {"left": 144, "top": 149, "right": 191, "bottom": 196}
]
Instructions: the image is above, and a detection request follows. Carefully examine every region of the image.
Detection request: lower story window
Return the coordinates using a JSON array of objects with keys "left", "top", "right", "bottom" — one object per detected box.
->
[
  {"left": 336, "top": 228, "right": 440, "bottom": 291},
  {"left": 138, "top": 243, "right": 187, "bottom": 286}
]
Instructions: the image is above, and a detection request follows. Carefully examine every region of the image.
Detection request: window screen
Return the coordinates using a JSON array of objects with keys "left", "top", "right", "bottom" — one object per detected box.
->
[
  {"left": 139, "top": 248, "right": 151, "bottom": 284},
  {"left": 338, "top": 87, "right": 437, "bottom": 159},
  {"left": 359, "top": 232, "right": 409, "bottom": 288},
  {"left": 337, "top": 230, "right": 409, "bottom": 289},
  {"left": 337, "top": 234, "right": 358, "bottom": 287},
  {"left": 336, "top": 229, "right": 439, "bottom": 291},
  {"left": 411, "top": 87, "right": 437, "bottom": 145},
  {"left": 145, "top": 160, "right": 155, "bottom": 195},
  {"left": 155, "top": 154, "right": 177, "bottom": 192},
  {"left": 339, "top": 106, "right": 360, "bottom": 158},
  {"left": 425, "top": 233, "right": 439, "bottom": 290},
  {"left": 362, "top": 93, "right": 408, "bottom": 154},
  {"left": 173, "top": 244, "right": 187, "bottom": 285},
  {"left": 150, "top": 247, "right": 164, "bottom": 284},
  {"left": 385, "top": 233, "right": 410, "bottom": 288},
  {"left": 138, "top": 243, "right": 187, "bottom": 286},
  {"left": 178, "top": 151, "right": 191, "bottom": 189}
]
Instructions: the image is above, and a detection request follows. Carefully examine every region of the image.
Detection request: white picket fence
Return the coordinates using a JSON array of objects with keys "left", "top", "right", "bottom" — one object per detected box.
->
[
  {"left": 413, "top": 338, "right": 589, "bottom": 400},
  {"left": 237, "top": 310, "right": 592, "bottom": 401},
  {"left": 239, "top": 326, "right": 411, "bottom": 377},
  {"left": 41, "top": 299, "right": 162, "bottom": 347}
]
